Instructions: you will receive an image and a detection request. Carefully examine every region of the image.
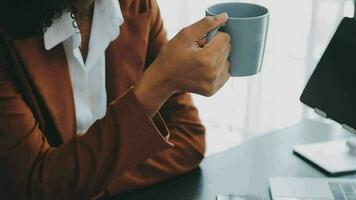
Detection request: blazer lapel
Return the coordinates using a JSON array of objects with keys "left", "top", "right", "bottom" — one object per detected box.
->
[{"left": 13, "top": 36, "right": 76, "bottom": 143}]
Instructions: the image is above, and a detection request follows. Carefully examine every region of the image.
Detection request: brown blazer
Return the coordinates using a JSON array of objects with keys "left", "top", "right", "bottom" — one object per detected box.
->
[{"left": 0, "top": 0, "right": 206, "bottom": 199}]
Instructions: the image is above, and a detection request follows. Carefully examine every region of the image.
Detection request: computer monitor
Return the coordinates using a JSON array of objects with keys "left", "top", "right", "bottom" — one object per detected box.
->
[
  {"left": 300, "top": 17, "right": 356, "bottom": 133},
  {"left": 298, "top": 17, "right": 356, "bottom": 175}
]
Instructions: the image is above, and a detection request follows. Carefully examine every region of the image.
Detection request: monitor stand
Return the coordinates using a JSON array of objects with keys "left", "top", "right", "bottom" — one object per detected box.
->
[
  {"left": 293, "top": 137, "right": 356, "bottom": 176},
  {"left": 346, "top": 137, "right": 356, "bottom": 155}
]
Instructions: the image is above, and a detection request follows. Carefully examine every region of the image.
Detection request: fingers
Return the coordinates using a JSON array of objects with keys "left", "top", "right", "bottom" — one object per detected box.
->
[
  {"left": 205, "top": 32, "right": 231, "bottom": 56},
  {"left": 219, "top": 61, "right": 231, "bottom": 88},
  {"left": 179, "top": 13, "right": 228, "bottom": 42},
  {"left": 213, "top": 61, "right": 231, "bottom": 95},
  {"left": 223, "top": 62, "right": 231, "bottom": 83},
  {"left": 201, "top": 32, "right": 230, "bottom": 64},
  {"left": 198, "top": 36, "right": 207, "bottom": 47},
  {"left": 201, "top": 61, "right": 230, "bottom": 97},
  {"left": 215, "top": 41, "right": 231, "bottom": 66}
]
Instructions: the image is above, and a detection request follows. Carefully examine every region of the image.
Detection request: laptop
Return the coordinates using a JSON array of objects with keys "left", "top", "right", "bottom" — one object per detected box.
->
[
  {"left": 270, "top": 177, "right": 356, "bottom": 200},
  {"left": 296, "top": 16, "right": 356, "bottom": 175},
  {"left": 270, "top": 17, "right": 356, "bottom": 200},
  {"left": 300, "top": 17, "right": 356, "bottom": 133}
]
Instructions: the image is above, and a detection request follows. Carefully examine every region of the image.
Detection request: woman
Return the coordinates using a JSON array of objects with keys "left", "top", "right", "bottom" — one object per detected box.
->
[{"left": 0, "top": 0, "right": 231, "bottom": 199}]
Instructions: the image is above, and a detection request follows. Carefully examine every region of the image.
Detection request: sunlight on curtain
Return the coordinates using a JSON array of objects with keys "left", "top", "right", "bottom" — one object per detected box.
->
[{"left": 156, "top": 0, "right": 355, "bottom": 155}]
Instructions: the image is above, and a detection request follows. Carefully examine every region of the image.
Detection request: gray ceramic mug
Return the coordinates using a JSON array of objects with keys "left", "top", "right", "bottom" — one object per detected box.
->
[{"left": 206, "top": 2, "right": 269, "bottom": 77}]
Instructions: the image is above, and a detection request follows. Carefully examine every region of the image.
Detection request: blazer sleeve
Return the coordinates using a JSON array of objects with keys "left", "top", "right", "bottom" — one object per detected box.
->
[
  {"left": 107, "top": 0, "right": 206, "bottom": 194},
  {"left": 0, "top": 42, "right": 173, "bottom": 199}
]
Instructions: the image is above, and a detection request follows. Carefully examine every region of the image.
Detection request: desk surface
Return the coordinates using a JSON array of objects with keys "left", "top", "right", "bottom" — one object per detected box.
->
[{"left": 114, "top": 120, "right": 356, "bottom": 200}]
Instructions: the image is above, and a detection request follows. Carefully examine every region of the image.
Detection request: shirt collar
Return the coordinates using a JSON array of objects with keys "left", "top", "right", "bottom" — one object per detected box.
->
[
  {"left": 44, "top": 0, "right": 124, "bottom": 51},
  {"left": 44, "top": 11, "right": 78, "bottom": 50},
  {"left": 85, "top": 0, "right": 124, "bottom": 67}
]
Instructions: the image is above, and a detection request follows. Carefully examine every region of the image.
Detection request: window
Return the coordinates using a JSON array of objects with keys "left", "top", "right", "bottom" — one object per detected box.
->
[{"left": 157, "top": 0, "right": 355, "bottom": 155}]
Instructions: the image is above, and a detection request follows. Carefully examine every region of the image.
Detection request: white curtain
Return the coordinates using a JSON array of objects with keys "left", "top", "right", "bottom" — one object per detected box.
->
[{"left": 156, "top": 0, "right": 355, "bottom": 155}]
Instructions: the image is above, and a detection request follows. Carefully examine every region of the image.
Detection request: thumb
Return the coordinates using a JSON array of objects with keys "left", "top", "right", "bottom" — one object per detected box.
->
[{"left": 179, "top": 12, "right": 228, "bottom": 42}]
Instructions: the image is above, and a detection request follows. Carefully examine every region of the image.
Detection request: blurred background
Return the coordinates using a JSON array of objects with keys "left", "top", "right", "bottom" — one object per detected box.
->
[{"left": 156, "top": 0, "right": 355, "bottom": 155}]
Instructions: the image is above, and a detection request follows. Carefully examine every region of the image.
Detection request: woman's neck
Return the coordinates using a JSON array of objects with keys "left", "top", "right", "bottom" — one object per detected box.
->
[
  {"left": 75, "top": 0, "right": 95, "bottom": 22},
  {"left": 74, "top": 0, "right": 95, "bottom": 62}
]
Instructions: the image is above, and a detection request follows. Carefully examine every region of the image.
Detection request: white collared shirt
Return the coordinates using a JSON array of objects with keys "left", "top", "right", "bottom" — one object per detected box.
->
[{"left": 44, "top": 0, "right": 124, "bottom": 134}]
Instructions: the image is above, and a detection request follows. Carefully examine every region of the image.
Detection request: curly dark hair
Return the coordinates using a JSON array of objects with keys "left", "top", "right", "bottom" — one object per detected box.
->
[{"left": 0, "top": 0, "right": 78, "bottom": 37}]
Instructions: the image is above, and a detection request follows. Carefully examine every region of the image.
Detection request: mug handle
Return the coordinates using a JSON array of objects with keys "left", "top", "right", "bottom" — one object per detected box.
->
[{"left": 206, "top": 25, "right": 224, "bottom": 43}]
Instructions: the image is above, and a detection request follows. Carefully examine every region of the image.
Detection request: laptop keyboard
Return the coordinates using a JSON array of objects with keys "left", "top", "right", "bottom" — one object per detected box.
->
[{"left": 329, "top": 182, "right": 356, "bottom": 200}]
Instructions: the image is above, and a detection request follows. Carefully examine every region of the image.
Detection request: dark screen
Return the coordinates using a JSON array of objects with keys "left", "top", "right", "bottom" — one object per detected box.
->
[{"left": 300, "top": 17, "right": 356, "bottom": 129}]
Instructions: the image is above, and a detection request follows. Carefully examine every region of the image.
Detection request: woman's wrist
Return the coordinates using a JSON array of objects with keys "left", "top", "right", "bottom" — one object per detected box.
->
[{"left": 134, "top": 65, "right": 175, "bottom": 117}]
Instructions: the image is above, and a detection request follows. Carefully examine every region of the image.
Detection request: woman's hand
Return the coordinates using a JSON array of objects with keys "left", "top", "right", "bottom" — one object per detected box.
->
[{"left": 134, "top": 13, "right": 231, "bottom": 116}]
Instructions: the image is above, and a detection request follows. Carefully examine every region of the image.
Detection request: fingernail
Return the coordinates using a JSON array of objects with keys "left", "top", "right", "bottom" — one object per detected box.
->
[{"left": 215, "top": 12, "right": 228, "bottom": 21}]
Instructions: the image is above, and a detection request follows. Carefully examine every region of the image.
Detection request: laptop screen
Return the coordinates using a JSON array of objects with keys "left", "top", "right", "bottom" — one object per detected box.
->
[{"left": 300, "top": 17, "right": 356, "bottom": 129}]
